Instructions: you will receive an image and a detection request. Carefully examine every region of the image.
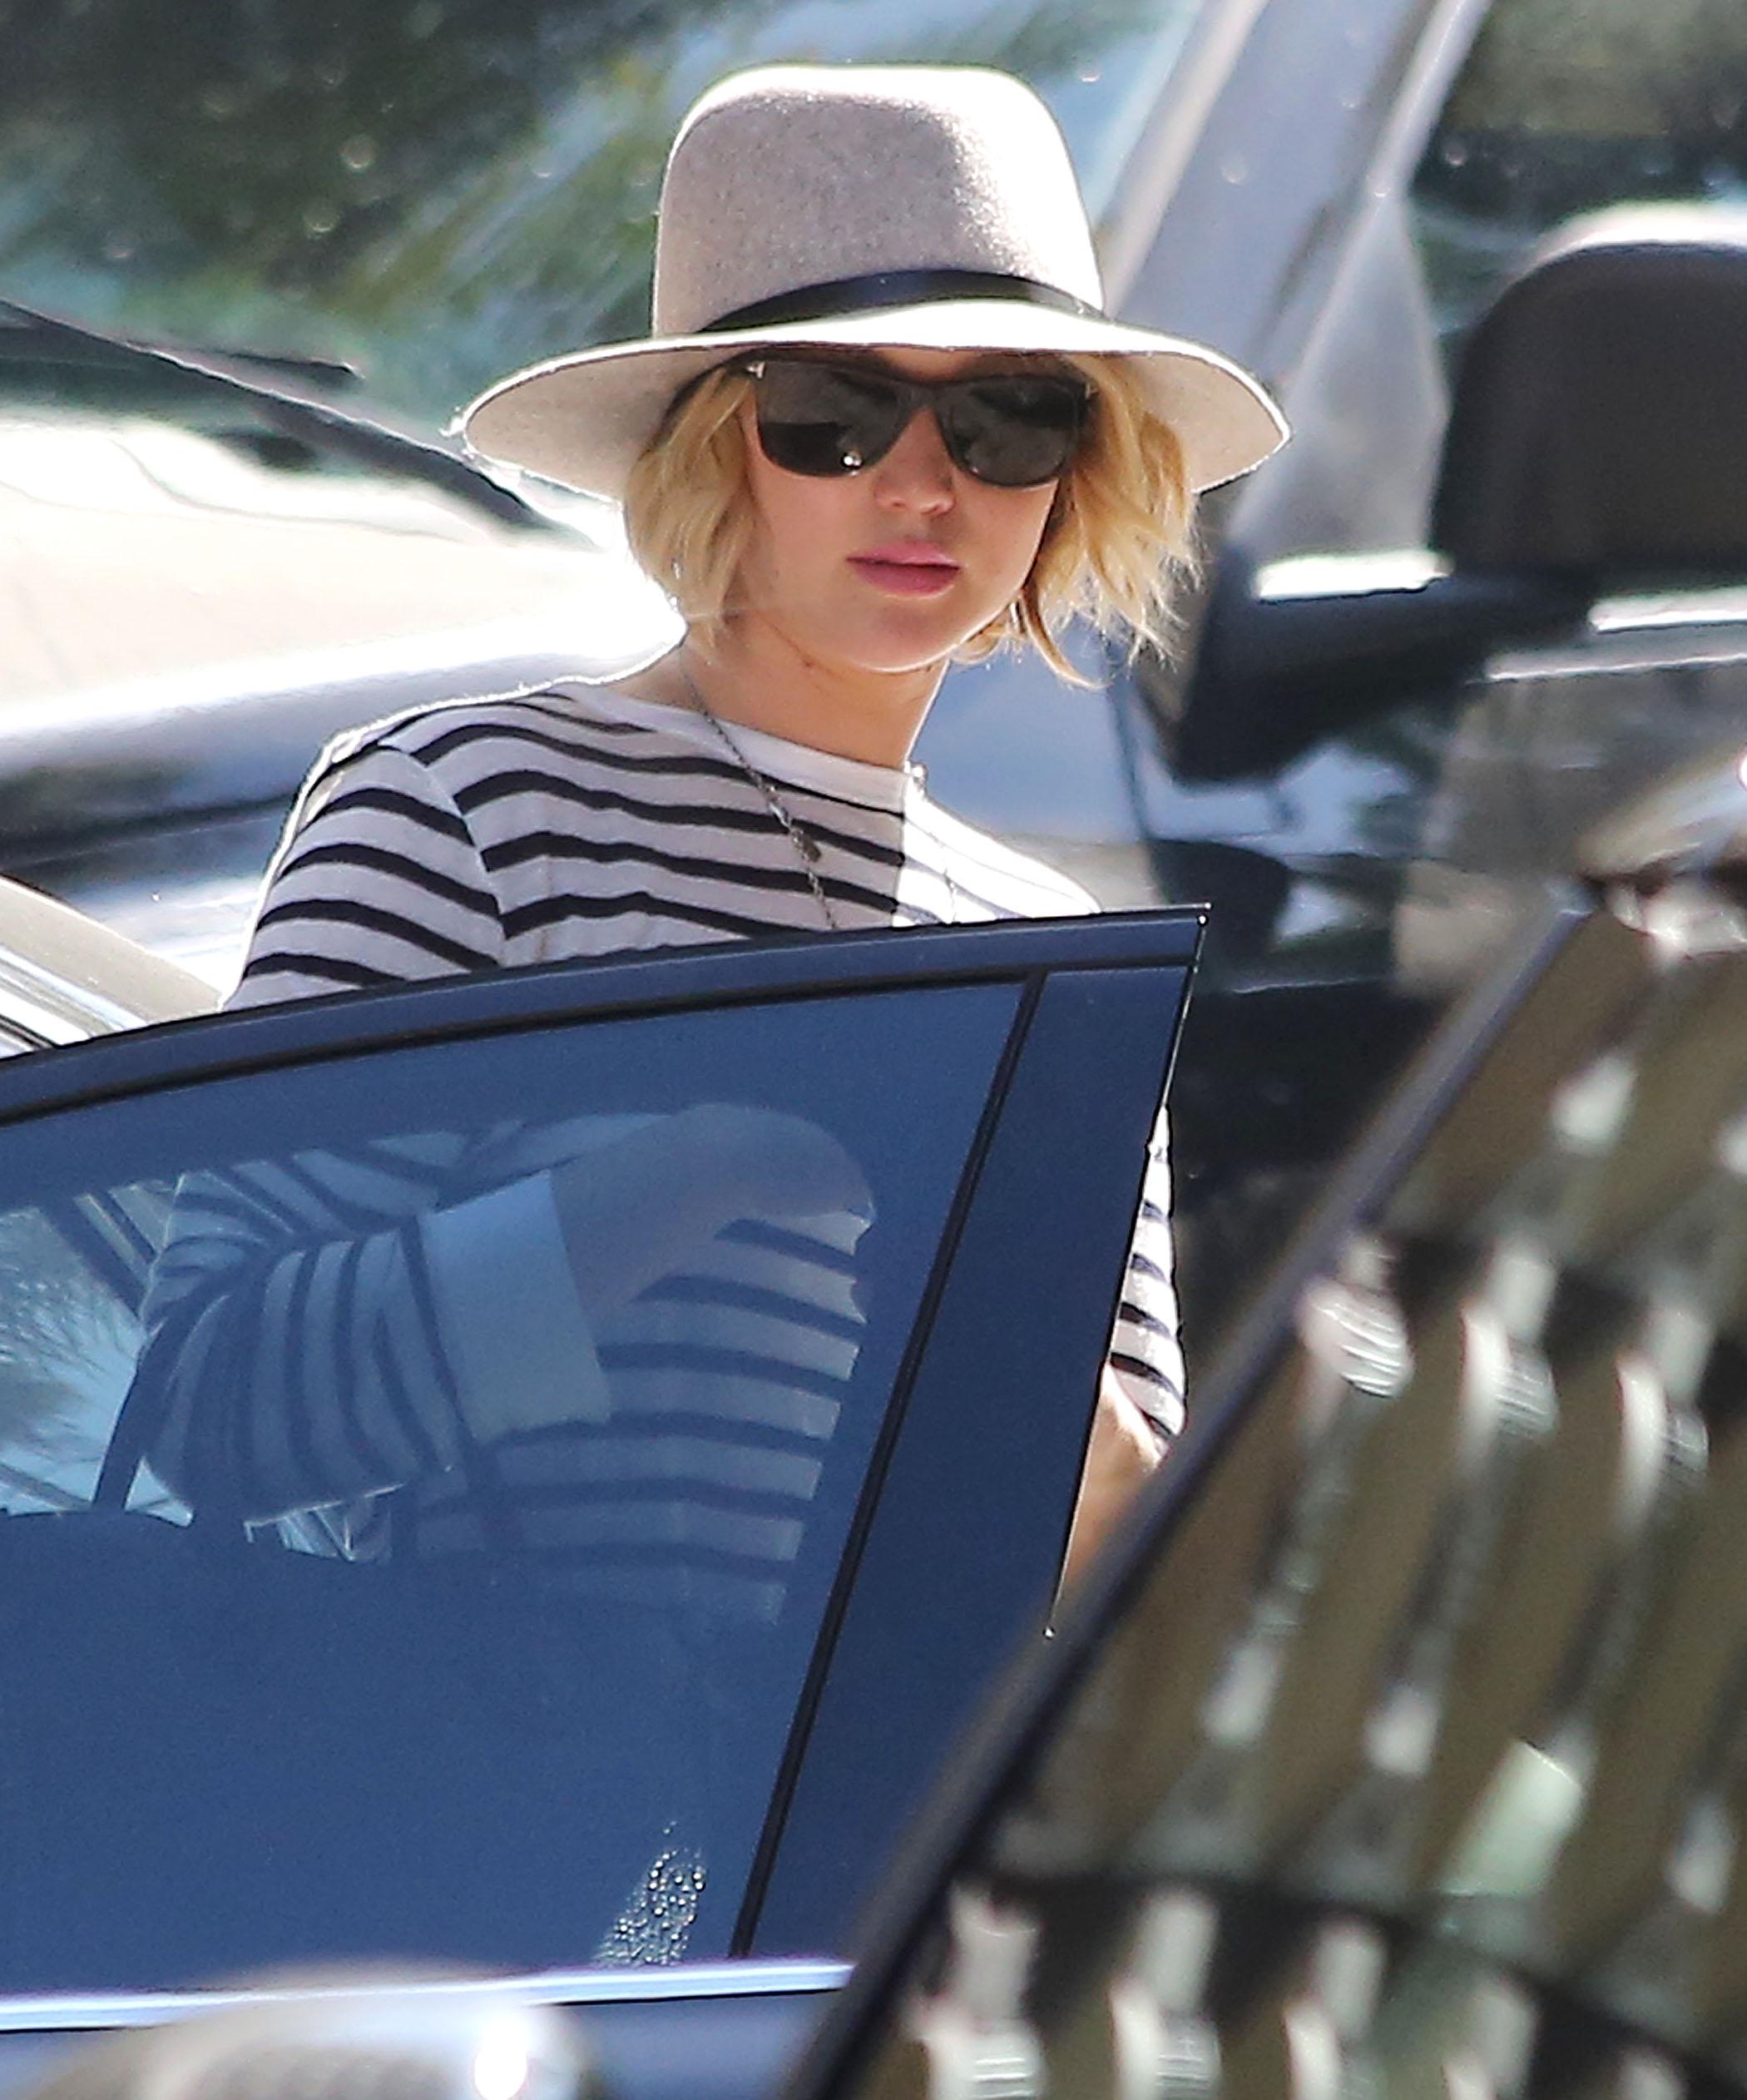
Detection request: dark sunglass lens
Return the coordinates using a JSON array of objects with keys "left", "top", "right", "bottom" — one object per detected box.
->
[
  {"left": 752, "top": 364, "right": 907, "bottom": 476},
  {"left": 943, "top": 376, "right": 1087, "bottom": 486}
]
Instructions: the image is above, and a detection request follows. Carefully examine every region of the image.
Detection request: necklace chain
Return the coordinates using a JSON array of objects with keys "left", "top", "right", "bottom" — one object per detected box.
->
[{"left": 676, "top": 667, "right": 843, "bottom": 931}]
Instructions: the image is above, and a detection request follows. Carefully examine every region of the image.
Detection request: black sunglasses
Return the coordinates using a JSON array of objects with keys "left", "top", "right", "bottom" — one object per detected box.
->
[{"left": 740, "top": 356, "right": 1091, "bottom": 488}]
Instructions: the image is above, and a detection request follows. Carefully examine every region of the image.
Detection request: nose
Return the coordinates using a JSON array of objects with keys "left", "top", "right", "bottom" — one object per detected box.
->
[{"left": 870, "top": 405, "right": 956, "bottom": 512}]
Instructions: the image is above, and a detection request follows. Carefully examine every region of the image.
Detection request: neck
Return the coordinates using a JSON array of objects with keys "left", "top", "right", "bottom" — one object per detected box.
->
[{"left": 665, "top": 618, "right": 944, "bottom": 768}]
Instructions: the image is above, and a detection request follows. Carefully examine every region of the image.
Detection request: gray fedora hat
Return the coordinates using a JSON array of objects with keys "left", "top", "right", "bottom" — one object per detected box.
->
[{"left": 460, "top": 63, "right": 1288, "bottom": 499}]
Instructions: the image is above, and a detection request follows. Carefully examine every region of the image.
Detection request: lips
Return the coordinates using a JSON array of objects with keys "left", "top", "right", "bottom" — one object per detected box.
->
[{"left": 849, "top": 543, "right": 962, "bottom": 597}]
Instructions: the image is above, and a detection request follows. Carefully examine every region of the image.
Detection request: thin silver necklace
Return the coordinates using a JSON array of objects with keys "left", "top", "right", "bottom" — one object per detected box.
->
[{"left": 676, "top": 665, "right": 844, "bottom": 930}]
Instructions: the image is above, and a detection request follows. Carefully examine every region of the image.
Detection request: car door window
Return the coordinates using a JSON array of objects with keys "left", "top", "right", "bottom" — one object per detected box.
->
[
  {"left": 0, "top": 978, "right": 1022, "bottom": 1994},
  {"left": 1410, "top": 0, "right": 1747, "bottom": 357}
]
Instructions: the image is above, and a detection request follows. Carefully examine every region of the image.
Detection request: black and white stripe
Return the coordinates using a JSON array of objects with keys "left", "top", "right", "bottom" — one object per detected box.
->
[
  {"left": 238, "top": 684, "right": 1095, "bottom": 998},
  {"left": 140, "top": 682, "right": 1182, "bottom": 1620}
]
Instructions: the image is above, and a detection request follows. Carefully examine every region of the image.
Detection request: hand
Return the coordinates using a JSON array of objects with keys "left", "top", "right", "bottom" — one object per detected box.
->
[
  {"left": 1061, "top": 1370, "right": 1165, "bottom": 1594},
  {"left": 547, "top": 1102, "right": 872, "bottom": 1319},
  {"left": 680, "top": 1102, "right": 874, "bottom": 1224}
]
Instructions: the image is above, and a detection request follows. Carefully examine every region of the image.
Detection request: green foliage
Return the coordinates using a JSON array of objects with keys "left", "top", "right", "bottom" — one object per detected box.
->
[
  {"left": 0, "top": 0, "right": 1181, "bottom": 425},
  {"left": 1448, "top": 0, "right": 1747, "bottom": 145}
]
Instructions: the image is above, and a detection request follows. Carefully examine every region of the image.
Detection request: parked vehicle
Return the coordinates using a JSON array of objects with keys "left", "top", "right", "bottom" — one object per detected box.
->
[
  {"left": 782, "top": 770, "right": 1747, "bottom": 2100},
  {"left": 0, "top": 874, "right": 211, "bottom": 1052},
  {"left": 0, "top": 900, "right": 1197, "bottom": 2084},
  {"left": 18, "top": 759, "right": 1747, "bottom": 2100},
  {"left": 7, "top": 0, "right": 1746, "bottom": 1350}
]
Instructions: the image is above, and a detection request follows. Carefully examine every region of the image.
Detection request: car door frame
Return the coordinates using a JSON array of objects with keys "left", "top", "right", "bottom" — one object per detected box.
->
[{"left": 0, "top": 909, "right": 1200, "bottom": 1967}]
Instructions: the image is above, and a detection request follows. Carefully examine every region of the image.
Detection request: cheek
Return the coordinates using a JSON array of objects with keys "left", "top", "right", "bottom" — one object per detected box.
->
[
  {"left": 740, "top": 426, "right": 855, "bottom": 580},
  {"left": 980, "top": 485, "right": 1059, "bottom": 592}
]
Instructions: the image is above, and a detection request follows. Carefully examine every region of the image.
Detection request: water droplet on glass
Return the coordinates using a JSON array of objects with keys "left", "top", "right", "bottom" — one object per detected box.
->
[
  {"left": 1220, "top": 154, "right": 1248, "bottom": 185},
  {"left": 303, "top": 201, "right": 339, "bottom": 236},
  {"left": 201, "top": 84, "right": 240, "bottom": 120},
  {"left": 1078, "top": 67, "right": 1101, "bottom": 83},
  {"left": 591, "top": 1828, "right": 706, "bottom": 1967},
  {"left": 1442, "top": 136, "right": 1469, "bottom": 167},
  {"left": 101, "top": 232, "right": 136, "bottom": 263},
  {"left": 340, "top": 133, "right": 377, "bottom": 172}
]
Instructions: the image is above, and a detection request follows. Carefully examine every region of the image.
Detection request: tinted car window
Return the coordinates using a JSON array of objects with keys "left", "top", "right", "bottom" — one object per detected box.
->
[
  {"left": 0, "top": 978, "right": 1018, "bottom": 1992},
  {"left": 1411, "top": 0, "right": 1747, "bottom": 353}
]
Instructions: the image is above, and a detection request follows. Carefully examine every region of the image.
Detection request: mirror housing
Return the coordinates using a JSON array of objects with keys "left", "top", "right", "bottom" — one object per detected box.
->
[
  {"left": 1172, "top": 206, "right": 1747, "bottom": 782},
  {"left": 1170, "top": 551, "right": 1588, "bottom": 781}
]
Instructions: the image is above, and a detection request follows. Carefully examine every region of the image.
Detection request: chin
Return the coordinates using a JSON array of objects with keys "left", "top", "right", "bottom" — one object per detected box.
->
[
  {"left": 760, "top": 582, "right": 1007, "bottom": 679},
  {"left": 842, "top": 610, "right": 1003, "bottom": 677}
]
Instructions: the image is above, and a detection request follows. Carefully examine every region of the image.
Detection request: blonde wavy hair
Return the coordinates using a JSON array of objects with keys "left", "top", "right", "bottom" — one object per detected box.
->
[{"left": 622, "top": 352, "right": 1197, "bottom": 683}]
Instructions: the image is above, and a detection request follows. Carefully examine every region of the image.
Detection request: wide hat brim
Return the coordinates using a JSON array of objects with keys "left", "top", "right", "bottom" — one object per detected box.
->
[{"left": 459, "top": 298, "right": 1289, "bottom": 501}]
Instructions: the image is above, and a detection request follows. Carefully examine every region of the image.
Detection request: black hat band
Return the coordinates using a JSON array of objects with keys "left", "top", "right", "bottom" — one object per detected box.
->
[{"left": 704, "top": 267, "right": 1106, "bottom": 334}]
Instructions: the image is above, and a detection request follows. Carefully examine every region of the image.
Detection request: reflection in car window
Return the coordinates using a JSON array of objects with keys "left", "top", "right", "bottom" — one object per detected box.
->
[
  {"left": 0, "top": 979, "right": 1018, "bottom": 1992},
  {"left": 1410, "top": 0, "right": 1747, "bottom": 354}
]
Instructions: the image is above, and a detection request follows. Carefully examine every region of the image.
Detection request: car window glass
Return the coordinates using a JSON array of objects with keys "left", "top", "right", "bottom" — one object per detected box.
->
[
  {"left": 1410, "top": 0, "right": 1747, "bottom": 359},
  {"left": 0, "top": 978, "right": 1019, "bottom": 1993}
]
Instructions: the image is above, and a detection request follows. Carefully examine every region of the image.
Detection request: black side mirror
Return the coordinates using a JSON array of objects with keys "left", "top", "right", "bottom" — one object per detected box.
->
[
  {"left": 1174, "top": 205, "right": 1747, "bottom": 783},
  {"left": 1170, "top": 549, "right": 1587, "bottom": 780}
]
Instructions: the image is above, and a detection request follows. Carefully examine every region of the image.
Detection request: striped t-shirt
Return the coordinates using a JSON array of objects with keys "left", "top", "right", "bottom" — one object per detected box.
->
[{"left": 137, "top": 681, "right": 1182, "bottom": 1620}]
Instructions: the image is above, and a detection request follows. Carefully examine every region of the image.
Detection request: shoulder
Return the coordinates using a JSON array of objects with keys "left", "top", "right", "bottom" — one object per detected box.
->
[
  {"left": 314, "top": 681, "right": 651, "bottom": 775},
  {"left": 909, "top": 795, "right": 1099, "bottom": 919},
  {"left": 306, "top": 680, "right": 730, "bottom": 804},
  {"left": 262, "top": 691, "right": 623, "bottom": 889}
]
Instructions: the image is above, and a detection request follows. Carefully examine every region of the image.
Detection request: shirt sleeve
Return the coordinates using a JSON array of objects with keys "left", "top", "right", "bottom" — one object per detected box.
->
[
  {"left": 423, "top": 1171, "right": 612, "bottom": 1435},
  {"left": 230, "top": 734, "right": 505, "bottom": 1008},
  {"left": 137, "top": 1135, "right": 617, "bottom": 1524},
  {"left": 137, "top": 1142, "right": 478, "bottom": 1521},
  {"left": 1106, "top": 1102, "right": 1185, "bottom": 1449},
  {"left": 133, "top": 738, "right": 551, "bottom": 1522}
]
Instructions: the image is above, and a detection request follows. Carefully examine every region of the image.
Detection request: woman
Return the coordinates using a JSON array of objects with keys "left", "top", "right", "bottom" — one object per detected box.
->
[
  {"left": 165, "top": 62, "right": 1283, "bottom": 1539},
  {"left": 130, "top": 62, "right": 1284, "bottom": 1947}
]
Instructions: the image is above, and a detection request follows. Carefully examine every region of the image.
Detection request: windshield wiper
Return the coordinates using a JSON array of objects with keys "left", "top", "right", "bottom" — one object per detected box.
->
[{"left": 0, "top": 297, "right": 559, "bottom": 534}]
